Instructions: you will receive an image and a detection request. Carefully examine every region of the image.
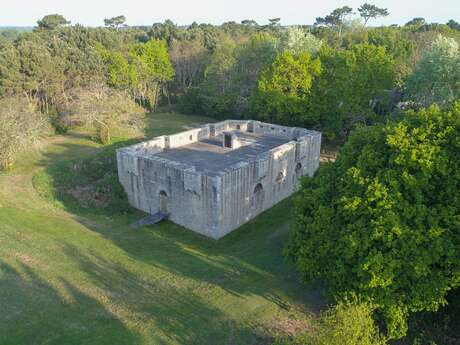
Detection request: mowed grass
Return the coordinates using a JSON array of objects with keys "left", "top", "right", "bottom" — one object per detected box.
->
[{"left": 0, "top": 112, "right": 323, "bottom": 345}]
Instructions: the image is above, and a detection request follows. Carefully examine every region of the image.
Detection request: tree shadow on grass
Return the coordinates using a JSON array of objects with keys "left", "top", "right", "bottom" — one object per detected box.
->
[
  {"left": 59, "top": 244, "right": 265, "bottom": 345},
  {"left": 0, "top": 260, "right": 141, "bottom": 345}
]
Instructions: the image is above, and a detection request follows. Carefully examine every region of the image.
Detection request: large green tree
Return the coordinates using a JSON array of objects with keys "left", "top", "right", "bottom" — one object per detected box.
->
[
  {"left": 169, "top": 38, "right": 209, "bottom": 92},
  {"left": 98, "top": 39, "right": 174, "bottom": 109},
  {"left": 128, "top": 39, "right": 174, "bottom": 108},
  {"left": 182, "top": 33, "right": 278, "bottom": 118},
  {"left": 286, "top": 102, "right": 460, "bottom": 338},
  {"left": 405, "top": 35, "right": 460, "bottom": 106},
  {"left": 367, "top": 27, "right": 415, "bottom": 86},
  {"left": 307, "top": 44, "right": 395, "bottom": 139},
  {"left": 250, "top": 51, "right": 321, "bottom": 124},
  {"left": 0, "top": 40, "right": 22, "bottom": 96}
]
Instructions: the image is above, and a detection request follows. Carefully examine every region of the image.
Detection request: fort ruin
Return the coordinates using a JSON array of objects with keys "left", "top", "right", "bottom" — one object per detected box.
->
[{"left": 117, "top": 120, "right": 321, "bottom": 239}]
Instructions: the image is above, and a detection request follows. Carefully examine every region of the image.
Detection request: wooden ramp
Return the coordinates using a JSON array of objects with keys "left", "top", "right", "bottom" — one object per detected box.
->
[{"left": 131, "top": 212, "right": 169, "bottom": 229}]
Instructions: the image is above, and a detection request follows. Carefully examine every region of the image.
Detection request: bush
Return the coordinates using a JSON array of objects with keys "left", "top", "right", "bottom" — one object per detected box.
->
[
  {"left": 286, "top": 102, "right": 460, "bottom": 338},
  {"left": 34, "top": 143, "right": 135, "bottom": 214},
  {"left": 274, "top": 301, "right": 387, "bottom": 345},
  {"left": 0, "top": 97, "right": 52, "bottom": 170},
  {"left": 312, "top": 301, "right": 386, "bottom": 345},
  {"left": 177, "top": 87, "right": 203, "bottom": 114}
]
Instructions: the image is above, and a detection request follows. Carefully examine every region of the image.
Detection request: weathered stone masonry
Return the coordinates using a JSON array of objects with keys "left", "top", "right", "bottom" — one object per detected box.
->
[{"left": 117, "top": 120, "right": 321, "bottom": 239}]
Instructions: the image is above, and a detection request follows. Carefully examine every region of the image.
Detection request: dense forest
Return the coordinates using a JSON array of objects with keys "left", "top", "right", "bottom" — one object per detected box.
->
[
  {"left": 1, "top": 5, "right": 459, "bottom": 345},
  {"left": 1, "top": 9, "right": 459, "bottom": 168}
]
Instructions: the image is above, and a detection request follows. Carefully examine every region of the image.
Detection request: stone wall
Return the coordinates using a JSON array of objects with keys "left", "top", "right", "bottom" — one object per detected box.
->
[
  {"left": 167, "top": 128, "right": 208, "bottom": 148},
  {"left": 117, "top": 151, "right": 221, "bottom": 238},
  {"left": 117, "top": 120, "right": 321, "bottom": 239},
  {"left": 215, "top": 130, "right": 321, "bottom": 238}
]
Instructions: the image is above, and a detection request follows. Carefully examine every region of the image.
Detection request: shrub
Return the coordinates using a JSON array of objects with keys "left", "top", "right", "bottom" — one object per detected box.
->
[
  {"left": 274, "top": 301, "right": 387, "bottom": 345},
  {"left": 177, "top": 87, "right": 203, "bottom": 114},
  {"left": 0, "top": 97, "right": 52, "bottom": 170},
  {"left": 34, "top": 143, "right": 134, "bottom": 213}
]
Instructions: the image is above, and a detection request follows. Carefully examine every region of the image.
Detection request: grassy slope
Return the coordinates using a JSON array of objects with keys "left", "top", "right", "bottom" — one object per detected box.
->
[{"left": 0, "top": 112, "right": 322, "bottom": 345}]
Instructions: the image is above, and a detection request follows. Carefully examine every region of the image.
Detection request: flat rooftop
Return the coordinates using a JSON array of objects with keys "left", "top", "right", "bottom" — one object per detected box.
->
[{"left": 153, "top": 131, "right": 290, "bottom": 176}]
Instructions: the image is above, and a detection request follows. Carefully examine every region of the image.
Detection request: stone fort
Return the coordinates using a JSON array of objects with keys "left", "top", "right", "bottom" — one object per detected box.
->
[{"left": 117, "top": 120, "right": 321, "bottom": 239}]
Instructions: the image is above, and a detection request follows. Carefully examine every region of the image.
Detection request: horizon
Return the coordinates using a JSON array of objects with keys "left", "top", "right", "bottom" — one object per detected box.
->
[{"left": 1, "top": 0, "right": 458, "bottom": 27}]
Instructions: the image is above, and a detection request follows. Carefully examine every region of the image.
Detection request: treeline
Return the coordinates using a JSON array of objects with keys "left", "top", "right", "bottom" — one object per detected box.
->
[
  {"left": 0, "top": 15, "right": 175, "bottom": 168},
  {"left": 1, "top": 10, "right": 459, "bottom": 168},
  {"left": 173, "top": 13, "right": 460, "bottom": 141}
]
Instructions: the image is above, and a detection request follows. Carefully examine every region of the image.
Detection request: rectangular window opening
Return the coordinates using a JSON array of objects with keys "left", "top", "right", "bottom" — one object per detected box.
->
[{"left": 224, "top": 134, "right": 232, "bottom": 148}]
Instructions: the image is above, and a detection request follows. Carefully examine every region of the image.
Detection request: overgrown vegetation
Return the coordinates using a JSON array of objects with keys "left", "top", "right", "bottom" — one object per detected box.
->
[
  {"left": 55, "top": 85, "right": 145, "bottom": 144},
  {"left": 0, "top": 97, "right": 52, "bottom": 169},
  {"left": 34, "top": 141, "right": 133, "bottom": 212}
]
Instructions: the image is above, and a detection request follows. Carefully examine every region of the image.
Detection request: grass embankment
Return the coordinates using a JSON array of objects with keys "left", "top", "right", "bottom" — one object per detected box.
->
[{"left": 0, "top": 112, "right": 323, "bottom": 345}]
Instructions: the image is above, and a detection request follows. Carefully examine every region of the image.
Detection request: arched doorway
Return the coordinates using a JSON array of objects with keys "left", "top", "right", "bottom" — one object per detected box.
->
[
  {"left": 295, "top": 163, "right": 302, "bottom": 179},
  {"left": 252, "top": 183, "right": 264, "bottom": 211},
  {"left": 293, "top": 163, "right": 302, "bottom": 184},
  {"left": 159, "top": 190, "right": 168, "bottom": 213}
]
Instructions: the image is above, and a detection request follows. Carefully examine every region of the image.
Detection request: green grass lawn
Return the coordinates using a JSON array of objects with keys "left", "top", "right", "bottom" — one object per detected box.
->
[{"left": 0, "top": 112, "right": 323, "bottom": 345}]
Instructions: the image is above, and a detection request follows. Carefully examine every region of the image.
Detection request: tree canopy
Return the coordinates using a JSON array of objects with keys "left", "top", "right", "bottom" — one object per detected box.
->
[
  {"left": 447, "top": 19, "right": 460, "bottom": 31},
  {"left": 315, "top": 6, "right": 354, "bottom": 37},
  {"left": 280, "top": 27, "right": 323, "bottom": 56},
  {"left": 36, "top": 14, "right": 70, "bottom": 30},
  {"left": 405, "top": 35, "right": 460, "bottom": 106},
  {"left": 405, "top": 17, "right": 426, "bottom": 27},
  {"left": 251, "top": 51, "right": 321, "bottom": 124},
  {"left": 286, "top": 102, "right": 460, "bottom": 338},
  {"left": 358, "top": 3, "right": 389, "bottom": 26},
  {"left": 104, "top": 15, "right": 127, "bottom": 30}
]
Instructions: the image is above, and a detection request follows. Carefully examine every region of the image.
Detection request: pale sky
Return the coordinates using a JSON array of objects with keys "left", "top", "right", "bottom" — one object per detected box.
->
[{"left": 1, "top": 0, "right": 458, "bottom": 27}]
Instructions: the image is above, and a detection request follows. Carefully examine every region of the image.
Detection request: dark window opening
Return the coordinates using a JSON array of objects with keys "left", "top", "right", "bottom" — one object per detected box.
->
[
  {"left": 189, "top": 135, "right": 193, "bottom": 141},
  {"left": 236, "top": 125, "right": 241, "bottom": 130},
  {"left": 224, "top": 133, "right": 232, "bottom": 148},
  {"left": 253, "top": 183, "right": 264, "bottom": 209},
  {"left": 295, "top": 163, "right": 302, "bottom": 179}
]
